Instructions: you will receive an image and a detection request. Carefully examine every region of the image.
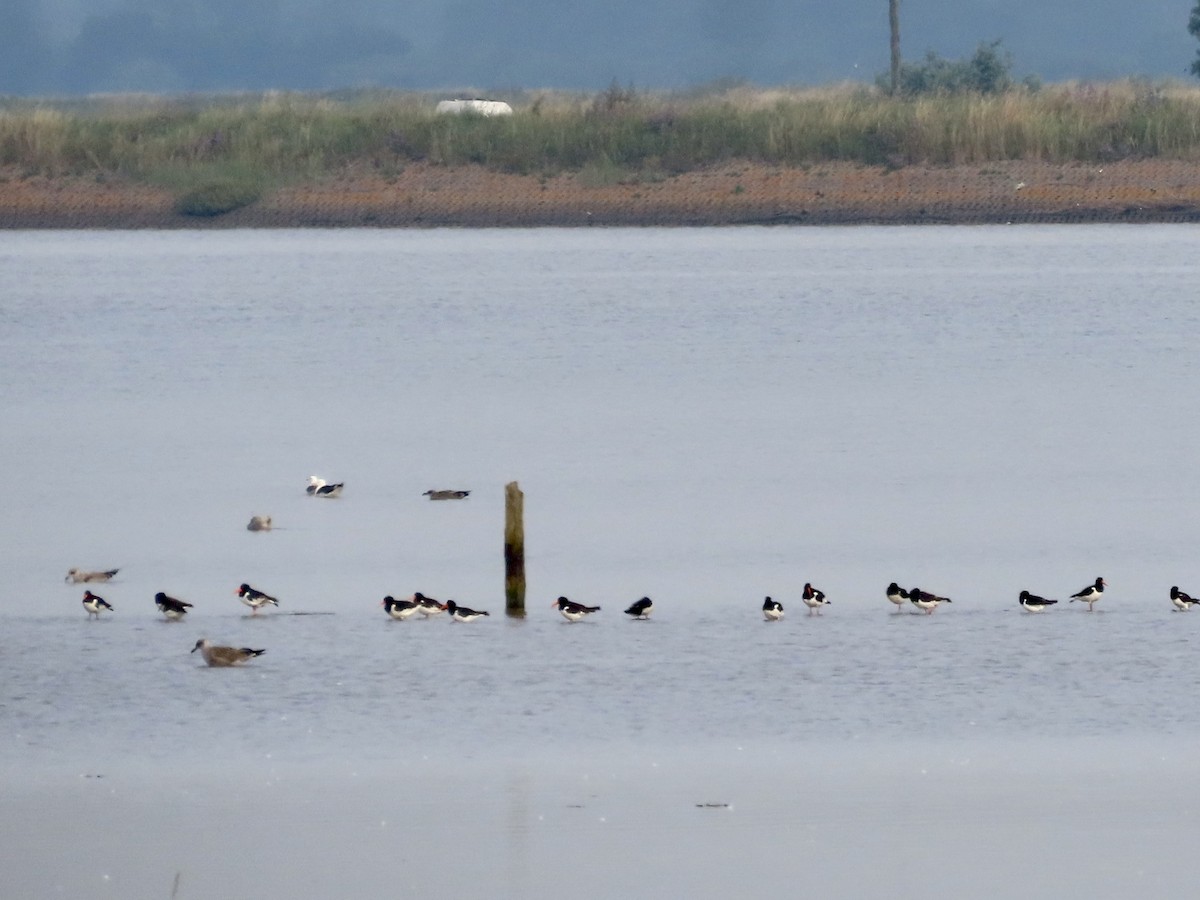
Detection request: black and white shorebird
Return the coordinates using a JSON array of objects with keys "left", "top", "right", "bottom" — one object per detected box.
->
[
  {"left": 382, "top": 595, "right": 422, "bottom": 620},
  {"left": 1069, "top": 577, "right": 1105, "bottom": 611},
  {"left": 82, "top": 590, "right": 114, "bottom": 618},
  {"left": 155, "top": 592, "right": 193, "bottom": 621},
  {"left": 886, "top": 582, "right": 910, "bottom": 612},
  {"left": 445, "top": 600, "right": 489, "bottom": 622},
  {"left": 423, "top": 489, "right": 471, "bottom": 500},
  {"left": 413, "top": 592, "right": 447, "bottom": 617},
  {"left": 908, "top": 587, "right": 951, "bottom": 614},
  {"left": 306, "top": 475, "right": 344, "bottom": 498},
  {"left": 1018, "top": 590, "right": 1058, "bottom": 613},
  {"left": 762, "top": 596, "right": 784, "bottom": 621},
  {"left": 624, "top": 597, "right": 654, "bottom": 619},
  {"left": 190, "top": 639, "right": 265, "bottom": 667},
  {"left": 66, "top": 567, "right": 119, "bottom": 584},
  {"left": 554, "top": 596, "right": 601, "bottom": 622},
  {"left": 236, "top": 583, "right": 279, "bottom": 614},
  {"left": 801, "top": 583, "right": 829, "bottom": 615},
  {"left": 1170, "top": 586, "right": 1199, "bottom": 611}
]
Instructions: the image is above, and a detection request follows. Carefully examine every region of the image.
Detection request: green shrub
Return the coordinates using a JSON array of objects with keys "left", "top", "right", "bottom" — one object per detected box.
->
[
  {"left": 175, "top": 179, "right": 261, "bottom": 216},
  {"left": 883, "top": 41, "right": 1017, "bottom": 96}
]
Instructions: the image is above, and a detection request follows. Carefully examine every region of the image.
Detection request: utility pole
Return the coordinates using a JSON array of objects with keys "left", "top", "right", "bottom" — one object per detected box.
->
[{"left": 889, "top": 0, "right": 901, "bottom": 94}]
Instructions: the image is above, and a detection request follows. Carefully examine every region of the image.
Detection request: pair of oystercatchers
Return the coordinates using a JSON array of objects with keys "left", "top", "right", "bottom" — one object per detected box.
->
[
  {"left": 1019, "top": 577, "right": 1106, "bottom": 613},
  {"left": 762, "top": 584, "right": 829, "bottom": 620},
  {"left": 81, "top": 590, "right": 189, "bottom": 619},
  {"left": 381, "top": 592, "right": 451, "bottom": 619},
  {"left": 802, "top": 583, "right": 829, "bottom": 615},
  {"left": 886, "top": 583, "right": 952, "bottom": 614}
]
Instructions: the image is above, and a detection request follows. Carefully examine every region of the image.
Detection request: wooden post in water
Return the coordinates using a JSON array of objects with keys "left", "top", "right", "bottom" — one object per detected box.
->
[{"left": 504, "top": 481, "right": 526, "bottom": 616}]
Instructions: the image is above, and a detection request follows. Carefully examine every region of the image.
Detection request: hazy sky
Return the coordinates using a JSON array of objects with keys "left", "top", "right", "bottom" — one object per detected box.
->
[{"left": 2, "top": 1, "right": 1196, "bottom": 95}]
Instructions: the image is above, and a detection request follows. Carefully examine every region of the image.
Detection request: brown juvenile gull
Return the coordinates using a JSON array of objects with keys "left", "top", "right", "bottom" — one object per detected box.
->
[
  {"left": 66, "top": 568, "right": 119, "bottom": 584},
  {"left": 191, "top": 639, "right": 266, "bottom": 667}
]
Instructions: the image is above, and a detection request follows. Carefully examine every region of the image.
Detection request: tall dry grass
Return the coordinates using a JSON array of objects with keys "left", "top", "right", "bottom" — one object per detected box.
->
[{"left": 1, "top": 81, "right": 1198, "bottom": 186}]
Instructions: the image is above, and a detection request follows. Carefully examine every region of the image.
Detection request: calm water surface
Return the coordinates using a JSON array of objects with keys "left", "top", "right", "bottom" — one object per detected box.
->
[{"left": 3, "top": 225, "right": 1199, "bottom": 898}]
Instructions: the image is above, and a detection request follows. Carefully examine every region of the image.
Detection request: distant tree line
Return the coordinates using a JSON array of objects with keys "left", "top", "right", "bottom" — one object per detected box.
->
[{"left": 1192, "top": 2, "right": 1200, "bottom": 78}]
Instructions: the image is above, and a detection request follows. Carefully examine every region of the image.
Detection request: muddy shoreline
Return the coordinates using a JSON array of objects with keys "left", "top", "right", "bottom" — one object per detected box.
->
[{"left": 2, "top": 159, "right": 1199, "bottom": 228}]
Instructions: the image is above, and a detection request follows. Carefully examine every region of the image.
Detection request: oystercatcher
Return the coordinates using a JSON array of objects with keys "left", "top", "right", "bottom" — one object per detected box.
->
[
  {"left": 554, "top": 596, "right": 601, "bottom": 622},
  {"left": 382, "top": 595, "right": 422, "bottom": 620},
  {"left": 82, "top": 590, "right": 113, "bottom": 618},
  {"left": 155, "top": 592, "right": 193, "bottom": 621},
  {"left": 306, "top": 476, "right": 344, "bottom": 498},
  {"left": 886, "top": 582, "right": 909, "bottom": 611},
  {"left": 762, "top": 596, "right": 784, "bottom": 621},
  {"left": 624, "top": 597, "right": 654, "bottom": 619},
  {"left": 908, "top": 587, "right": 951, "bottom": 614},
  {"left": 190, "top": 639, "right": 265, "bottom": 667},
  {"left": 445, "top": 600, "right": 489, "bottom": 622},
  {"left": 66, "top": 568, "right": 119, "bottom": 584},
  {"left": 1069, "top": 577, "right": 1105, "bottom": 611},
  {"left": 1170, "top": 586, "right": 1198, "bottom": 611},
  {"left": 1018, "top": 590, "right": 1057, "bottom": 613},
  {"left": 801, "top": 583, "right": 829, "bottom": 615},
  {"left": 236, "top": 583, "right": 279, "bottom": 614},
  {"left": 413, "top": 592, "right": 447, "bottom": 617}
]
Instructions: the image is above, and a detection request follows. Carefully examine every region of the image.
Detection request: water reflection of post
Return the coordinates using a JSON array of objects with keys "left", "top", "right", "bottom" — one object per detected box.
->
[
  {"left": 505, "top": 481, "right": 526, "bottom": 616},
  {"left": 505, "top": 767, "right": 533, "bottom": 896}
]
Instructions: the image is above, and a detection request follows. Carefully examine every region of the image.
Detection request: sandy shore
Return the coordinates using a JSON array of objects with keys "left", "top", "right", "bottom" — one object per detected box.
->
[{"left": 2, "top": 159, "right": 1200, "bottom": 228}]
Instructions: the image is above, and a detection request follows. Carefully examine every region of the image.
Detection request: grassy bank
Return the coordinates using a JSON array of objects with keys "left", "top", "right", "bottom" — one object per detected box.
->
[
  {"left": 1, "top": 82, "right": 1199, "bottom": 227},
  {"left": 3, "top": 82, "right": 1200, "bottom": 185}
]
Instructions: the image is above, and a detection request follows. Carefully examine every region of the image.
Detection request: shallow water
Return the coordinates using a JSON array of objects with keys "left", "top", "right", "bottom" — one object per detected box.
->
[{"left": 3, "top": 225, "right": 1200, "bottom": 898}]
